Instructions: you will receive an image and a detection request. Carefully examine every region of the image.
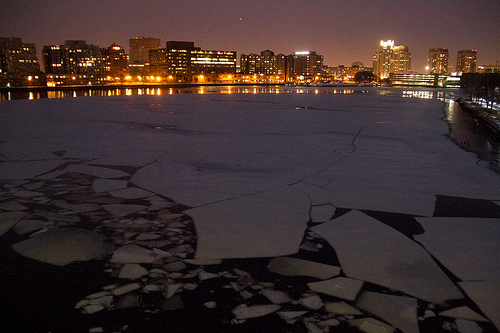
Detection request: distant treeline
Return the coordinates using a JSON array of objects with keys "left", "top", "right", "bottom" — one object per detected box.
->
[{"left": 461, "top": 73, "right": 500, "bottom": 109}]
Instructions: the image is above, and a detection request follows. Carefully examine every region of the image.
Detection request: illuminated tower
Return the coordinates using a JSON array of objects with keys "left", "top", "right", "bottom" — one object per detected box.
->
[
  {"left": 427, "top": 48, "right": 449, "bottom": 74},
  {"left": 373, "top": 40, "right": 411, "bottom": 78},
  {"left": 456, "top": 50, "right": 477, "bottom": 73}
]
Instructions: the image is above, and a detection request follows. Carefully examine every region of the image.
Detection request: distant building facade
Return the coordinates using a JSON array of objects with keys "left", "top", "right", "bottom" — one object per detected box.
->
[
  {"left": 390, "top": 73, "right": 447, "bottom": 87},
  {"left": 456, "top": 49, "right": 477, "bottom": 73},
  {"left": 148, "top": 41, "right": 236, "bottom": 83},
  {"left": 373, "top": 40, "right": 411, "bottom": 78},
  {"left": 0, "top": 37, "right": 41, "bottom": 87},
  {"left": 427, "top": 48, "right": 449, "bottom": 74},
  {"left": 324, "top": 62, "right": 370, "bottom": 83},
  {"left": 129, "top": 37, "right": 161, "bottom": 76},
  {"left": 477, "top": 64, "right": 500, "bottom": 73},
  {"left": 101, "top": 43, "right": 129, "bottom": 81},
  {"left": 190, "top": 49, "right": 236, "bottom": 75},
  {"left": 42, "top": 40, "right": 105, "bottom": 85},
  {"left": 240, "top": 50, "right": 287, "bottom": 80},
  {"left": 288, "top": 51, "right": 324, "bottom": 82}
]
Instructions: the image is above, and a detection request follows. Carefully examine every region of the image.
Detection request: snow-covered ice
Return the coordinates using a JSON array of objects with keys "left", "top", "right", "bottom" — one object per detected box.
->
[
  {"left": 0, "top": 211, "right": 28, "bottom": 236},
  {"left": 12, "top": 227, "right": 113, "bottom": 266},
  {"left": 1, "top": 88, "right": 499, "bottom": 332},
  {"left": 267, "top": 256, "right": 341, "bottom": 280},
  {"left": 355, "top": 291, "right": 419, "bottom": 333},
  {"left": 185, "top": 187, "right": 310, "bottom": 259},
  {"left": 415, "top": 217, "right": 500, "bottom": 281},
  {"left": 459, "top": 280, "right": 500, "bottom": 331},
  {"left": 307, "top": 276, "right": 363, "bottom": 301},
  {"left": 312, "top": 210, "right": 463, "bottom": 303}
]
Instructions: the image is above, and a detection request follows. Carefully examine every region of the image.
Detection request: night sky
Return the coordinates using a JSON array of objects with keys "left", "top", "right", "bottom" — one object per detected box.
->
[{"left": 2, "top": 0, "right": 499, "bottom": 72}]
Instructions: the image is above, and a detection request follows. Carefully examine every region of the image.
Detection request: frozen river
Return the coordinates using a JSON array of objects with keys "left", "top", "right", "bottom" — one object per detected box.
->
[{"left": 0, "top": 86, "right": 499, "bottom": 332}]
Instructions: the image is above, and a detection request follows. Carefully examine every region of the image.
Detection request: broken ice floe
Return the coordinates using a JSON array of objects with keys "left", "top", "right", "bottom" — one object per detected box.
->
[
  {"left": 110, "top": 244, "right": 156, "bottom": 264},
  {"left": 3, "top": 92, "right": 500, "bottom": 332},
  {"left": 438, "top": 306, "right": 488, "bottom": 322},
  {"left": 232, "top": 304, "right": 281, "bottom": 319},
  {"left": 0, "top": 211, "right": 28, "bottom": 236},
  {"left": 185, "top": 187, "right": 310, "bottom": 259},
  {"left": 0, "top": 160, "right": 66, "bottom": 180},
  {"left": 102, "top": 204, "right": 148, "bottom": 217},
  {"left": 299, "top": 294, "right": 324, "bottom": 310},
  {"left": 92, "top": 179, "right": 129, "bottom": 193},
  {"left": 310, "top": 204, "right": 336, "bottom": 223},
  {"left": 355, "top": 291, "right": 419, "bottom": 333},
  {"left": 0, "top": 200, "right": 28, "bottom": 211},
  {"left": 350, "top": 317, "right": 395, "bottom": 333},
  {"left": 312, "top": 210, "right": 463, "bottom": 304},
  {"left": 109, "top": 187, "right": 155, "bottom": 199},
  {"left": 415, "top": 217, "right": 500, "bottom": 281},
  {"left": 267, "top": 256, "right": 340, "bottom": 280},
  {"left": 307, "top": 276, "right": 363, "bottom": 301},
  {"left": 324, "top": 301, "right": 363, "bottom": 315},
  {"left": 64, "top": 164, "right": 130, "bottom": 179},
  {"left": 12, "top": 227, "right": 113, "bottom": 266},
  {"left": 260, "top": 289, "right": 292, "bottom": 304},
  {"left": 459, "top": 280, "right": 500, "bottom": 331}
]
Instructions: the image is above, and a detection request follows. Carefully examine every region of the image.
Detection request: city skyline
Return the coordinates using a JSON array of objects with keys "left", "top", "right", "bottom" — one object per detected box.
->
[{"left": 1, "top": 0, "right": 499, "bottom": 71}]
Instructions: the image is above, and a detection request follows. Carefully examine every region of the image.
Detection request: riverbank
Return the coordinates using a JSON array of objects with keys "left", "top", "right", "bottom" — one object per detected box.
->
[{"left": 456, "top": 98, "right": 500, "bottom": 140}]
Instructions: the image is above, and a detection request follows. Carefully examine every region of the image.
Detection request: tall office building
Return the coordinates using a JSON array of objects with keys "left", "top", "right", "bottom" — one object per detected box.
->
[
  {"left": 373, "top": 40, "right": 411, "bottom": 78},
  {"left": 288, "top": 51, "right": 323, "bottom": 81},
  {"left": 101, "top": 43, "right": 129, "bottom": 80},
  {"left": 456, "top": 49, "right": 477, "bottom": 73},
  {"left": 166, "top": 41, "right": 199, "bottom": 81},
  {"left": 427, "top": 48, "right": 449, "bottom": 74},
  {"left": 129, "top": 37, "right": 161, "bottom": 75},
  {"left": 0, "top": 37, "right": 41, "bottom": 86}
]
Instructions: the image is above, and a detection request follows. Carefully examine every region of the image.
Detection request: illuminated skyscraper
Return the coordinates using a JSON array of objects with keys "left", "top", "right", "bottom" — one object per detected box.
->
[
  {"left": 427, "top": 48, "right": 449, "bottom": 74},
  {"left": 373, "top": 40, "right": 411, "bottom": 78},
  {"left": 456, "top": 49, "right": 477, "bottom": 73}
]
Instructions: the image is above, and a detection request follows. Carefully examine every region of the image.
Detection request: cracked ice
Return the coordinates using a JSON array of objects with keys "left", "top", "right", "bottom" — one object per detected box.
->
[{"left": 1, "top": 88, "right": 500, "bottom": 332}]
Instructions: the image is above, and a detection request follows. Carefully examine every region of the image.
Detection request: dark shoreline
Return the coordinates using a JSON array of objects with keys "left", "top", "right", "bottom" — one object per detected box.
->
[{"left": 456, "top": 98, "right": 500, "bottom": 141}]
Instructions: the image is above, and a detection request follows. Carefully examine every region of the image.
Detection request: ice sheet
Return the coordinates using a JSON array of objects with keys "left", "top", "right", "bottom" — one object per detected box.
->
[
  {"left": 185, "top": 187, "right": 310, "bottom": 259},
  {"left": 307, "top": 277, "right": 363, "bottom": 301},
  {"left": 0, "top": 211, "right": 29, "bottom": 236},
  {"left": 355, "top": 291, "right": 419, "bottom": 333},
  {"left": 459, "top": 280, "right": 500, "bottom": 331},
  {"left": 0, "top": 160, "right": 66, "bottom": 180},
  {"left": 415, "top": 217, "right": 500, "bottom": 281},
  {"left": 12, "top": 228, "right": 113, "bottom": 266},
  {"left": 312, "top": 210, "right": 463, "bottom": 303}
]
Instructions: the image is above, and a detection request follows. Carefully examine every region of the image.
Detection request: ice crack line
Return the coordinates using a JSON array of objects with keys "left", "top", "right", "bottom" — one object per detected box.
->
[{"left": 289, "top": 124, "right": 369, "bottom": 186}]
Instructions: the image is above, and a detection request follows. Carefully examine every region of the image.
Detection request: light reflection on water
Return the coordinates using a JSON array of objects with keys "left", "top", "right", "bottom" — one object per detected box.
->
[{"left": 1, "top": 85, "right": 369, "bottom": 101}]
